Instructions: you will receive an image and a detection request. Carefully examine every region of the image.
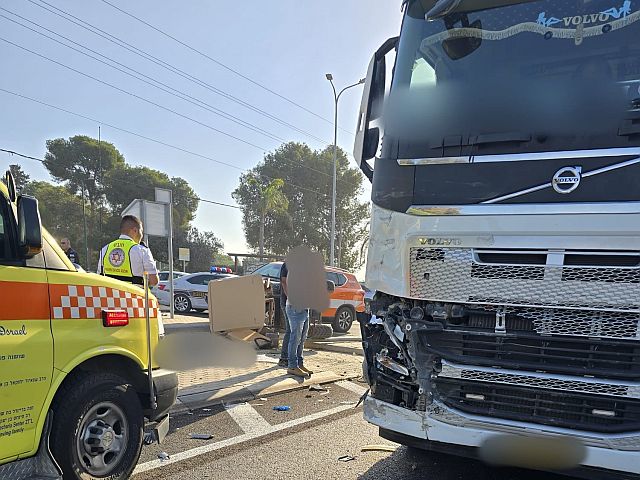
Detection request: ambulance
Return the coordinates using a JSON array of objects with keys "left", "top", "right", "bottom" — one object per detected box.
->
[{"left": 0, "top": 170, "right": 177, "bottom": 479}]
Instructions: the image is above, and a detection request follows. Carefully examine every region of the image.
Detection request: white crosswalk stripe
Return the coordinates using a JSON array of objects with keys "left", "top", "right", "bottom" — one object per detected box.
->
[{"left": 224, "top": 402, "right": 272, "bottom": 435}]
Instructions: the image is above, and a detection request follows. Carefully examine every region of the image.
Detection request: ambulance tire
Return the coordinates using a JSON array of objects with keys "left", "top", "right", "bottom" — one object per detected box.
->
[{"left": 50, "top": 372, "right": 144, "bottom": 480}]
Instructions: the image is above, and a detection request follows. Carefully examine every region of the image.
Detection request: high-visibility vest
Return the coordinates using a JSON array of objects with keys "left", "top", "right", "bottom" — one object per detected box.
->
[{"left": 101, "top": 238, "right": 143, "bottom": 285}]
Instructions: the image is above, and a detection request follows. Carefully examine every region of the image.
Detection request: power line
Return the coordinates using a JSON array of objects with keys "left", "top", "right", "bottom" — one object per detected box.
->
[
  {"left": 0, "top": 147, "right": 240, "bottom": 209},
  {"left": 0, "top": 10, "right": 357, "bottom": 189},
  {"left": 0, "top": 8, "right": 286, "bottom": 144},
  {"left": 0, "top": 88, "right": 335, "bottom": 199},
  {"left": 0, "top": 35, "right": 270, "bottom": 151},
  {"left": 27, "top": 0, "right": 333, "bottom": 146},
  {"left": 99, "top": 0, "right": 356, "bottom": 136}
]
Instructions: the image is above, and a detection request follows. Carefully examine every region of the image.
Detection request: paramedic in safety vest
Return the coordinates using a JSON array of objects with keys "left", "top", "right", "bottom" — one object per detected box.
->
[{"left": 97, "top": 215, "right": 159, "bottom": 286}]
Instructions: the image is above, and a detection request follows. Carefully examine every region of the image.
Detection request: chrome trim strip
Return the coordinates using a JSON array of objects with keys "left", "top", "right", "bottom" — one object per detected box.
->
[
  {"left": 397, "top": 147, "right": 640, "bottom": 166},
  {"left": 406, "top": 202, "right": 640, "bottom": 216},
  {"left": 483, "top": 157, "right": 640, "bottom": 204},
  {"left": 398, "top": 156, "right": 470, "bottom": 165}
]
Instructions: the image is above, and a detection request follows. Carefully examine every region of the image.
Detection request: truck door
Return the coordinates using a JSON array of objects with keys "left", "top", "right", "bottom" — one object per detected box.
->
[{"left": 0, "top": 197, "right": 53, "bottom": 461}]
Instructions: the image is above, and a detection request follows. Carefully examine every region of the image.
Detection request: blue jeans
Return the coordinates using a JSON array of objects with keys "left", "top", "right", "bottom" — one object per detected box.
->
[
  {"left": 286, "top": 304, "right": 309, "bottom": 369},
  {"left": 279, "top": 304, "right": 290, "bottom": 360}
]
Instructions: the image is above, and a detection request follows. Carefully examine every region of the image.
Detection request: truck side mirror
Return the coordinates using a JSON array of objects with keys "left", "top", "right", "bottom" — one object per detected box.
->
[
  {"left": 17, "top": 195, "right": 43, "bottom": 258},
  {"left": 353, "top": 36, "right": 398, "bottom": 182},
  {"left": 326, "top": 280, "right": 335, "bottom": 293}
]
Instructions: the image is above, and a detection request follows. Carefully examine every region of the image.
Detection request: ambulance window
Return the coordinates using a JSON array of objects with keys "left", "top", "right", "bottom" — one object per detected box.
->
[{"left": 43, "top": 237, "right": 70, "bottom": 270}]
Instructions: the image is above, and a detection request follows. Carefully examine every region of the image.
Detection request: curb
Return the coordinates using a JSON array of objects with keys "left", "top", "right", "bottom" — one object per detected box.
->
[
  {"left": 170, "top": 370, "right": 359, "bottom": 414},
  {"left": 305, "top": 341, "right": 363, "bottom": 356}
]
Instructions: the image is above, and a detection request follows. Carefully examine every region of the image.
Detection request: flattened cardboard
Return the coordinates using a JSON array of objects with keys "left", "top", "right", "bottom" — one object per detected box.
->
[{"left": 208, "top": 275, "right": 264, "bottom": 332}]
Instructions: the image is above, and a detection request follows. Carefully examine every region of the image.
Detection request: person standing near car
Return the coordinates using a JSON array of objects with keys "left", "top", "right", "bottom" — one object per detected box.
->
[
  {"left": 283, "top": 260, "right": 313, "bottom": 378},
  {"left": 97, "top": 215, "right": 159, "bottom": 286},
  {"left": 60, "top": 237, "right": 80, "bottom": 265}
]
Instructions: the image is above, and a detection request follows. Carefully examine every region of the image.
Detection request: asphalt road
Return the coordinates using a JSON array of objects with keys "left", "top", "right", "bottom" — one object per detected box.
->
[{"left": 134, "top": 382, "right": 569, "bottom": 480}]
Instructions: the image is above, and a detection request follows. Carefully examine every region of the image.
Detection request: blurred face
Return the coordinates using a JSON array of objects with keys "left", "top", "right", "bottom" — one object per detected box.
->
[{"left": 60, "top": 239, "right": 70, "bottom": 250}]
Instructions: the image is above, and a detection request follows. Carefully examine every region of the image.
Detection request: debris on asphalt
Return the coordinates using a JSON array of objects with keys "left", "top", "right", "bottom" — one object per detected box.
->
[
  {"left": 338, "top": 455, "right": 356, "bottom": 462},
  {"left": 158, "top": 452, "right": 170, "bottom": 461},
  {"left": 305, "top": 394, "right": 313, "bottom": 398},
  {"left": 272, "top": 405, "right": 291, "bottom": 411},
  {"left": 202, "top": 408, "right": 212, "bottom": 412},
  {"left": 190, "top": 433, "right": 214, "bottom": 440},
  {"left": 258, "top": 397, "right": 268, "bottom": 401},
  {"left": 308, "top": 384, "right": 328, "bottom": 392},
  {"left": 361, "top": 444, "right": 398, "bottom": 453}
]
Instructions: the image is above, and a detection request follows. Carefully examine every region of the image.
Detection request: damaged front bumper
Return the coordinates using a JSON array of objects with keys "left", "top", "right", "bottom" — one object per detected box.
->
[
  {"left": 364, "top": 396, "right": 640, "bottom": 477},
  {"left": 359, "top": 297, "right": 640, "bottom": 478}
]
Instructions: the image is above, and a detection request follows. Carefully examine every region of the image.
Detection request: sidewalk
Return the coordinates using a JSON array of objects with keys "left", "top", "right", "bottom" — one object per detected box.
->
[{"left": 161, "top": 312, "right": 365, "bottom": 413}]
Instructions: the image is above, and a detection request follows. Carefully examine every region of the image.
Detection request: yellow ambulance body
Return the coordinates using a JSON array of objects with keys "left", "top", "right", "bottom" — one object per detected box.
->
[{"left": 0, "top": 171, "right": 177, "bottom": 479}]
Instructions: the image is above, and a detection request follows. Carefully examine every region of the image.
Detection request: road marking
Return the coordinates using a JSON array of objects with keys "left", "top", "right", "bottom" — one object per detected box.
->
[
  {"left": 224, "top": 402, "right": 271, "bottom": 435},
  {"left": 134, "top": 404, "right": 356, "bottom": 475},
  {"left": 335, "top": 380, "right": 368, "bottom": 396}
]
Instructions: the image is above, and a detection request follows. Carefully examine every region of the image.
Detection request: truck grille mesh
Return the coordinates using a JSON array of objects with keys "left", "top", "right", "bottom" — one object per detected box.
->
[
  {"left": 439, "top": 363, "right": 640, "bottom": 399},
  {"left": 436, "top": 379, "right": 640, "bottom": 434},
  {"left": 472, "top": 304, "right": 640, "bottom": 340},
  {"left": 409, "top": 248, "right": 640, "bottom": 311}
]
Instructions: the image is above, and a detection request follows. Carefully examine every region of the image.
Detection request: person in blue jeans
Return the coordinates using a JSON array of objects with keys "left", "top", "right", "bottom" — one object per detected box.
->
[
  {"left": 285, "top": 302, "right": 312, "bottom": 377},
  {"left": 278, "top": 261, "right": 312, "bottom": 377}
]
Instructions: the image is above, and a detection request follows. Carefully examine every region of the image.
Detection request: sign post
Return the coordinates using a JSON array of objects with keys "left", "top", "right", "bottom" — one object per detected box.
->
[
  {"left": 122, "top": 194, "right": 173, "bottom": 317},
  {"left": 179, "top": 248, "right": 190, "bottom": 272},
  {"left": 155, "top": 188, "right": 174, "bottom": 319}
]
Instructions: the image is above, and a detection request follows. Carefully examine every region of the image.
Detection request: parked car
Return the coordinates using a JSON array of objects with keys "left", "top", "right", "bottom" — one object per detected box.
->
[
  {"left": 151, "top": 270, "right": 187, "bottom": 305},
  {"left": 253, "top": 262, "right": 365, "bottom": 333},
  {"left": 159, "top": 271, "right": 236, "bottom": 313}
]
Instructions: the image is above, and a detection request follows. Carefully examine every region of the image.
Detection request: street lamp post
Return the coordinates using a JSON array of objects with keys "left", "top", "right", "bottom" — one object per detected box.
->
[{"left": 326, "top": 74, "right": 364, "bottom": 267}]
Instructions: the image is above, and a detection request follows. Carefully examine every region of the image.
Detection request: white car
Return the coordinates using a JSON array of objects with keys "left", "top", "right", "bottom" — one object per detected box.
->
[
  {"left": 151, "top": 271, "right": 187, "bottom": 305},
  {"left": 162, "top": 271, "right": 236, "bottom": 313}
]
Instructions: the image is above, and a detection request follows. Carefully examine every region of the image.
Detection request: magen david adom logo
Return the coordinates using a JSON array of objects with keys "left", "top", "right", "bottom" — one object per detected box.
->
[{"left": 108, "top": 248, "right": 126, "bottom": 267}]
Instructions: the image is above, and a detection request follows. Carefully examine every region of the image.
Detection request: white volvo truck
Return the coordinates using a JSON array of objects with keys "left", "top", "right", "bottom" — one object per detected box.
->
[{"left": 353, "top": 1, "right": 640, "bottom": 478}]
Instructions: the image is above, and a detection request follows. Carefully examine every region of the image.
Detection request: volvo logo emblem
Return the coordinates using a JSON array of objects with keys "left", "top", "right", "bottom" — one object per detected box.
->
[{"left": 552, "top": 166, "right": 582, "bottom": 194}]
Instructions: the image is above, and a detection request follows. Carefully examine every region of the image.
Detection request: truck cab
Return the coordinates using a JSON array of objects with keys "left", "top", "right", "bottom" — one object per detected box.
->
[
  {"left": 0, "top": 170, "right": 177, "bottom": 479},
  {"left": 355, "top": 1, "right": 640, "bottom": 478}
]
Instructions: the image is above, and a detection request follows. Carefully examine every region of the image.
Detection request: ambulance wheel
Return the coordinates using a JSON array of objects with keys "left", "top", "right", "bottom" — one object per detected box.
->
[
  {"left": 174, "top": 294, "right": 192, "bottom": 313},
  {"left": 50, "top": 372, "right": 144, "bottom": 480},
  {"left": 332, "top": 306, "right": 355, "bottom": 333}
]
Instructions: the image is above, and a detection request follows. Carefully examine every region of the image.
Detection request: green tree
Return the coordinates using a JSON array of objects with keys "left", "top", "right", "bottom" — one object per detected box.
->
[
  {"left": 246, "top": 177, "right": 288, "bottom": 260},
  {"left": 22, "top": 180, "right": 87, "bottom": 255},
  {"left": 232, "top": 142, "right": 369, "bottom": 270},
  {"left": 184, "top": 227, "right": 224, "bottom": 273},
  {"left": 9, "top": 164, "right": 30, "bottom": 193},
  {"left": 44, "top": 136, "right": 125, "bottom": 208}
]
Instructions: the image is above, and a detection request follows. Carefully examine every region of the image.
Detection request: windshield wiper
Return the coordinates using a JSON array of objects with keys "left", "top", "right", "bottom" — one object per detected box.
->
[{"left": 426, "top": 0, "right": 538, "bottom": 20}]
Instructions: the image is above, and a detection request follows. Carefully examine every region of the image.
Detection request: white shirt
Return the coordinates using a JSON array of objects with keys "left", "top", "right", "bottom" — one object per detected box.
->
[{"left": 97, "top": 234, "right": 158, "bottom": 277}]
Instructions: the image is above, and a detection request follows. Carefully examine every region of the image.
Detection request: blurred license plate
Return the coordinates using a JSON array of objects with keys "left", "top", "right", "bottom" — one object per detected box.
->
[{"left": 191, "top": 291, "right": 206, "bottom": 298}]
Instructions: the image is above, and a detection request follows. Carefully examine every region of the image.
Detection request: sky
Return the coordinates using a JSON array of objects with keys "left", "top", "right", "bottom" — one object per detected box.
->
[{"left": 0, "top": 0, "right": 403, "bottom": 272}]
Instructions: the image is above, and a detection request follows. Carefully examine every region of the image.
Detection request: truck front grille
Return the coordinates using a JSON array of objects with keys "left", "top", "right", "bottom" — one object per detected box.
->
[
  {"left": 436, "top": 378, "right": 640, "bottom": 433},
  {"left": 409, "top": 247, "right": 640, "bottom": 311},
  {"left": 426, "top": 332, "right": 640, "bottom": 380}
]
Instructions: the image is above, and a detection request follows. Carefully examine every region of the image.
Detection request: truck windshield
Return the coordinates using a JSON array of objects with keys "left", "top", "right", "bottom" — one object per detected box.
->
[{"left": 389, "top": 0, "right": 640, "bottom": 158}]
